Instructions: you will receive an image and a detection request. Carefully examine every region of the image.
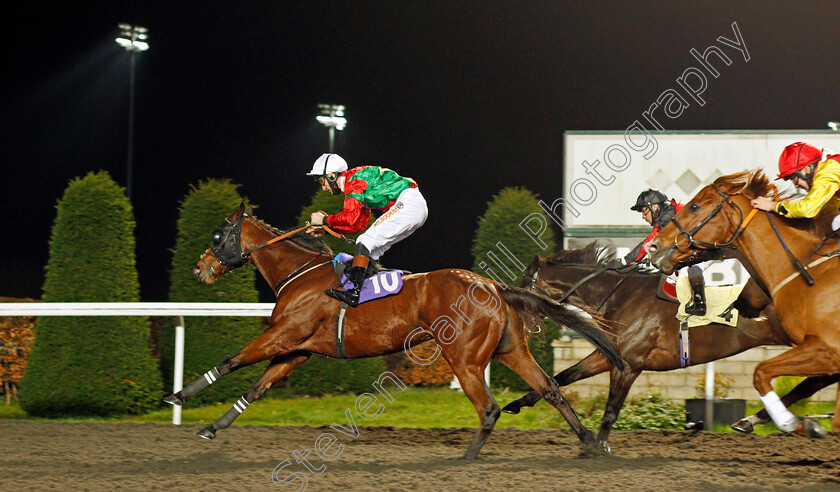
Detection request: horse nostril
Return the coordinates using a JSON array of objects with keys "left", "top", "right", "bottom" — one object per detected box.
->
[{"left": 193, "top": 266, "right": 201, "bottom": 277}]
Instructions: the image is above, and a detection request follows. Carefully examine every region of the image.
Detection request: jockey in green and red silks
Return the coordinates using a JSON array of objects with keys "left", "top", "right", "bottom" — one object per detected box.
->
[{"left": 305, "top": 153, "right": 428, "bottom": 307}]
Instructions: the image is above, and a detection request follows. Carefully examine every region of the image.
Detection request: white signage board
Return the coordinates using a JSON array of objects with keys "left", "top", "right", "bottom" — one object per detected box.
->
[{"left": 559, "top": 130, "right": 840, "bottom": 284}]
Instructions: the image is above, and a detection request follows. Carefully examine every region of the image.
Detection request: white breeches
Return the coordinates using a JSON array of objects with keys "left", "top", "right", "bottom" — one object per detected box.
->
[{"left": 357, "top": 188, "right": 428, "bottom": 260}]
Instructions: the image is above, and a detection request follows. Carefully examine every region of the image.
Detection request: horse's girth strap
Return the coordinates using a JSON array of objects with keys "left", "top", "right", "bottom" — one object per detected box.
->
[
  {"left": 679, "top": 321, "right": 690, "bottom": 368},
  {"left": 335, "top": 303, "right": 348, "bottom": 359}
]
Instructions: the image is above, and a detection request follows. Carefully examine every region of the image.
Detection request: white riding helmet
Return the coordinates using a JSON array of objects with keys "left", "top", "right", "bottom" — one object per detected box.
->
[{"left": 307, "top": 153, "right": 348, "bottom": 176}]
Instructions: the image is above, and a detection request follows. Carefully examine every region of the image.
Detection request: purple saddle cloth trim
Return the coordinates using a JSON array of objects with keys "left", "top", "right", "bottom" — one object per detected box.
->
[{"left": 332, "top": 253, "right": 404, "bottom": 304}]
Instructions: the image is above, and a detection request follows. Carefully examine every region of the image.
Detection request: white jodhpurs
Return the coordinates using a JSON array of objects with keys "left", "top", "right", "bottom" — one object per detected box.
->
[{"left": 357, "top": 187, "right": 428, "bottom": 260}]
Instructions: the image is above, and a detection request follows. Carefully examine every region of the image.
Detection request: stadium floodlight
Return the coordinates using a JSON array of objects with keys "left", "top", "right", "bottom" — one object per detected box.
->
[
  {"left": 116, "top": 23, "right": 149, "bottom": 52},
  {"left": 116, "top": 23, "right": 149, "bottom": 201},
  {"left": 316, "top": 104, "right": 347, "bottom": 152}
]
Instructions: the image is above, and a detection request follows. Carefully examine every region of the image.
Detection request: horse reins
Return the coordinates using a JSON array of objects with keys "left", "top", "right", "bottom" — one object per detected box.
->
[{"left": 528, "top": 263, "right": 633, "bottom": 313}]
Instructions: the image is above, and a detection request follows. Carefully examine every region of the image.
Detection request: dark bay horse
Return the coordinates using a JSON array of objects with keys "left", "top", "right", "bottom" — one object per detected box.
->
[
  {"left": 502, "top": 243, "right": 834, "bottom": 442},
  {"left": 646, "top": 170, "right": 840, "bottom": 435},
  {"left": 164, "top": 204, "right": 625, "bottom": 459}
]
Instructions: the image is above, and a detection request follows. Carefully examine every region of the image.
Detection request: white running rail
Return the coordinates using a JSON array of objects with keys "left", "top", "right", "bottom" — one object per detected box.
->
[{"left": 0, "top": 302, "right": 275, "bottom": 425}]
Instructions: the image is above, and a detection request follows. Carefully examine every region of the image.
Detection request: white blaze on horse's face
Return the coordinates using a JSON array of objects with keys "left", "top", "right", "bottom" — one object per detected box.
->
[{"left": 195, "top": 249, "right": 224, "bottom": 284}]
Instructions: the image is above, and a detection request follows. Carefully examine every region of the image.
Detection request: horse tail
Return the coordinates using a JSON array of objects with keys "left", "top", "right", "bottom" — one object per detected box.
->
[{"left": 496, "top": 285, "right": 625, "bottom": 371}]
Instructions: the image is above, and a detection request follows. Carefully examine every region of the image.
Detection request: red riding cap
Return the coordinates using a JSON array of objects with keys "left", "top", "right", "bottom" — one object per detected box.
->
[{"left": 778, "top": 142, "right": 822, "bottom": 179}]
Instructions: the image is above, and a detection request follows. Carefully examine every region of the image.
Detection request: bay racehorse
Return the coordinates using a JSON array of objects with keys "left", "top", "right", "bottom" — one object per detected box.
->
[
  {"left": 646, "top": 170, "right": 840, "bottom": 436},
  {"left": 164, "top": 203, "right": 625, "bottom": 458},
  {"left": 501, "top": 243, "right": 834, "bottom": 442}
]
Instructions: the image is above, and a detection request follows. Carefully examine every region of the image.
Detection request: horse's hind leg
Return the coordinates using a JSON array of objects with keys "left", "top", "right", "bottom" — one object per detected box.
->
[
  {"left": 502, "top": 350, "right": 613, "bottom": 415},
  {"left": 494, "top": 348, "right": 596, "bottom": 451},
  {"left": 198, "top": 353, "right": 310, "bottom": 439},
  {"left": 446, "top": 362, "right": 500, "bottom": 460}
]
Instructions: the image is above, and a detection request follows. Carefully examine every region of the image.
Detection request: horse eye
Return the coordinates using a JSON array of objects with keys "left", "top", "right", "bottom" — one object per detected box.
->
[
  {"left": 689, "top": 203, "right": 701, "bottom": 212},
  {"left": 211, "top": 231, "right": 222, "bottom": 244}
]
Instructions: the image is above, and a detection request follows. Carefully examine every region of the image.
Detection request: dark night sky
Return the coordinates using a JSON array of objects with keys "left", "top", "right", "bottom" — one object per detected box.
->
[{"left": 2, "top": 2, "right": 839, "bottom": 301}]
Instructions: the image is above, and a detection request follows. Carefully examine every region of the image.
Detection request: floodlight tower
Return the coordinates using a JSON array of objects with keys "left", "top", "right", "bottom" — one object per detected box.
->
[
  {"left": 116, "top": 24, "right": 149, "bottom": 202},
  {"left": 316, "top": 104, "right": 347, "bottom": 153}
]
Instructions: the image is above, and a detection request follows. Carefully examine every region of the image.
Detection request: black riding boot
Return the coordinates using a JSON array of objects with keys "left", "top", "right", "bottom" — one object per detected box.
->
[
  {"left": 685, "top": 267, "right": 707, "bottom": 316},
  {"left": 326, "top": 264, "right": 367, "bottom": 307}
]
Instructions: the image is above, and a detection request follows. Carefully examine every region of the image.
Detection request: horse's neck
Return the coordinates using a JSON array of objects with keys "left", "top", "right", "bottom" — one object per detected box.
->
[
  {"left": 736, "top": 210, "right": 827, "bottom": 289},
  {"left": 242, "top": 221, "right": 329, "bottom": 288},
  {"left": 551, "top": 266, "right": 622, "bottom": 305}
]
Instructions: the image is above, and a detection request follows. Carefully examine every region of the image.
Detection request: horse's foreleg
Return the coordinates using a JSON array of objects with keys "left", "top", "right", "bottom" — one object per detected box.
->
[
  {"left": 753, "top": 337, "right": 839, "bottom": 433},
  {"left": 198, "top": 353, "right": 311, "bottom": 440},
  {"left": 501, "top": 350, "right": 612, "bottom": 415},
  {"left": 164, "top": 326, "right": 300, "bottom": 406},
  {"left": 595, "top": 367, "right": 641, "bottom": 446},
  {"left": 494, "top": 350, "right": 597, "bottom": 452},
  {"left": 732, "top": 374, "right": 839, "bottom": 434}
]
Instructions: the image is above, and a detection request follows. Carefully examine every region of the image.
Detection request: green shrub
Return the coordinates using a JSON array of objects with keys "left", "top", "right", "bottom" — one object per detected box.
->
[
  {"left": 20, "top": 171, "right": 161, "bottom": 416},
  {"left": 581, "top": 393, "right": 685, "bottom": 430},
  {"left": 469, "top": 187, "right": 556, "bottom": 390},
  {"left": 160, "top": 179, "right": 264, "bottom": 405}
]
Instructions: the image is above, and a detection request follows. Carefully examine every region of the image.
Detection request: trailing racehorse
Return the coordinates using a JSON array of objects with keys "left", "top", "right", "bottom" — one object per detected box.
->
[
  {"left": 164, "top": 203, "right": 625, "bottom": 459},
  {"left": 502, "top": 243, "right": 835, "bottom": 443},
  {"left": 646, "top": 170, "right": 840, "bottom": 436}
]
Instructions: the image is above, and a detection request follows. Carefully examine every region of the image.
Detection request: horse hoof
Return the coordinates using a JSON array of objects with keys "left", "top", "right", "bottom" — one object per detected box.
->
[
  {"left": 598, "top": 440, "right": 611, "bottom": 455},
  {"left": 163, "top": 392, "right": 185, "bottom": 407},
  {"left": 730, "top": 419, "right": 754, "bottom": 434},
  {"left": 579, "top": 440, "right": 610, "bottom": 458},
  {"left": 197, "top": 426, "right": 216, "bottom": 440},
  {"left": 802, "top": 418, "right": 831, "bottom": 439},
  {"left": 501, "top": 401, "right": 522, "bottom": 415}
]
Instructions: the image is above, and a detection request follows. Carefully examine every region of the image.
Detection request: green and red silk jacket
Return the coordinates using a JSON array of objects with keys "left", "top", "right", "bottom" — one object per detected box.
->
[{"left": 325, "top": 166, "right": 418, "bottom": 234}]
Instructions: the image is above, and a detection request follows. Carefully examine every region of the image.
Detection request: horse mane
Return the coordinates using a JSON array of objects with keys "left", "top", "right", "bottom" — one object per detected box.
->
[
  {"left": 544, "top": 241, "right": 616, "bottom": 266},
  {"left": 711, "top": 169, "right": 834, "bottom": 237},
  {"left": 245, "top": 214, "right": 334, "bottom": 256}
]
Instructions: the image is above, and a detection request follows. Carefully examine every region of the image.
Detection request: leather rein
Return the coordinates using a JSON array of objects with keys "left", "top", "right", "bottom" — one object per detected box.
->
[{"left": 526, "top": 263, "right": 635, "bottom": 313}]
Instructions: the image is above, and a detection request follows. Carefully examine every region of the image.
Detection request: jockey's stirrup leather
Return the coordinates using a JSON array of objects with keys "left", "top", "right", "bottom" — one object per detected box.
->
[
  {"left": 326, "top": 255, "right": 370, "bottom": 307},
  {"left": 685, "top": 282, "right": 707, "bottom": 316}
]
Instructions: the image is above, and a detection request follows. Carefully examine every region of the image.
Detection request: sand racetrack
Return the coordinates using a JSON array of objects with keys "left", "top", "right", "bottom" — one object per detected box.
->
[{"left": 2, "top": 420, "right": 839, "bottom": 491}]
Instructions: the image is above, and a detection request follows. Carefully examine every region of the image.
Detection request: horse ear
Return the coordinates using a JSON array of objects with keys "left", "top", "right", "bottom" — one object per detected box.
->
[
  {"left": 529, "top": 255, "right": 542, "bottom": 273},
  {"left": 245, "top": 204, "right": 255, "bottom": 215},
  {"left": 231, "top": 201, "right": 245, "bottom": 219}
]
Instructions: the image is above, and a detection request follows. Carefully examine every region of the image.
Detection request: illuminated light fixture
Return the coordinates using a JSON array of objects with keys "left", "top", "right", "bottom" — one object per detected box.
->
[
  {"left": 116, "top": 23, "right": 149, "bottom": 52},
  {"left": 316, "top": 104, "right": 347, "bottom": 152},
  {"left": 116, "top": 23, "right": 150, "bottom": 201},
  {"left": 828, "top": 121, "right": 839, "bottom": 131}
]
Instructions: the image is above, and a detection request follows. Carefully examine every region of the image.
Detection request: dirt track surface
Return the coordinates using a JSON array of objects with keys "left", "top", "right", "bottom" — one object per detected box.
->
[{"left": 2, "top": 421, "right": 839, "bottom": 491}]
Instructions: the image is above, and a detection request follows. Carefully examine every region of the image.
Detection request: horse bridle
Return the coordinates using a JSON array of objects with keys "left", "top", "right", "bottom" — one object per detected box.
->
[
  {"left": 208, "top": 215, "right": 250, "bottom": 270},
  {"left": 671, "top": 184, "right": 748, "bottom": 251},
  {"left": 669, "top": 182, "right": 816, "bottom": 292},
  {"left": 205, "top": 214, "right": 323, "bottom": 272}
]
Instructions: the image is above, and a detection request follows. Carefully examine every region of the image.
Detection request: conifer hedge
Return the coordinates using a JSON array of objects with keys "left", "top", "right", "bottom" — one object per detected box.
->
[
  {"left": 20, "top": 171, "right": 161, "bottom": 416},
  {"left": 470, "top": 187, "right": 557, "bottom": 391},
  {"left": 161, "top": 179, "right": 264, "bottom": 405}
]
